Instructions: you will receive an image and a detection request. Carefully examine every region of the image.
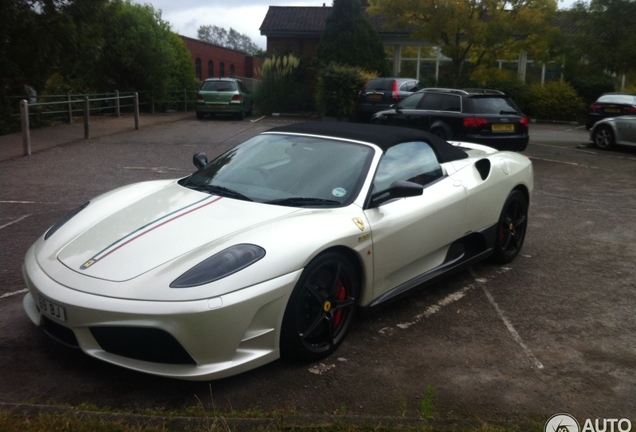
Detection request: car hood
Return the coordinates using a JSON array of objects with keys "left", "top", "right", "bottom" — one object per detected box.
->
[{"left": 56, "top": 183, "right": 299, "bottom": 282}]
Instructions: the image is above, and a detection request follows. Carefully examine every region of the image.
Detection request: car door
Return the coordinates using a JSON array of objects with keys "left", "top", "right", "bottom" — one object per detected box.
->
[
  {"left": 384, "top": 92, "right": 426, "bottom": 128},
  {"left": 364, "top": 141, "right": 467, "bottom": 301},
  {"left": 616, "top": 117, "right": 636, "bottom": 145}
]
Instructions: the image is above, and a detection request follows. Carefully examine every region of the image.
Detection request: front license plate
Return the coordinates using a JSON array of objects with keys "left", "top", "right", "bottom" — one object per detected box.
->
[
  {"left": 492, "top": 124, "right": 515, "bottom": 132},
  {"left": 604, "top": 108, "right": 620, "bottom": 113},
  {"left": 38, "top": 295, "right": 66, "bottom": 322}
]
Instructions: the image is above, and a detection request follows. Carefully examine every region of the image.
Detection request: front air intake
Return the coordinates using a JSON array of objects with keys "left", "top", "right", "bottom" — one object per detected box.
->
[{"left": 90, "top": 327, "right": 196, "bottom": 365}]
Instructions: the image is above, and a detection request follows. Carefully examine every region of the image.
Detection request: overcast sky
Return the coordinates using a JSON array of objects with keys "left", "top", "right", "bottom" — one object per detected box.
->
[
  {"left": 131, "top": 0, "right": 580, "bottom": 50},
  {"left": 131, "top": 0, "right": 331, "bottom": 49}
]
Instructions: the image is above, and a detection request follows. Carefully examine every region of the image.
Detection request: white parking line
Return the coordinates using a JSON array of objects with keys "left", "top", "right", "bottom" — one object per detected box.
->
[
  {"left": 389, "top": 267, "right": 544, "bottom": 370},
  {"left": 528, "top": 156, "right": 601, "bottom": 169},
  {"left": 396, "top": 285, "right": 474, "bottom": 329},
  {"left": 0, "top": 289, "right": 28, "bottom": 300},
  {"left": 470, "top": 270, "right": 544, "bottom": 370},
  {"left": 0, "top": 215, "right": 31, "bottom": 230}
]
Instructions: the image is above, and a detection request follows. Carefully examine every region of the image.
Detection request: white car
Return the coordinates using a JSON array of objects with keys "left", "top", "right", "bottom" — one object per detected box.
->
[
  {"left": 22, "top": 122, "right": 533, "bottom": 380},
  {"left": 590, "top": 115, "right": 636, "bottom": 149}
]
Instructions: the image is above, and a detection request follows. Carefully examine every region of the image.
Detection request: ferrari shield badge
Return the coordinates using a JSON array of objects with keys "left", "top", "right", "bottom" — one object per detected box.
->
[{"left": 352, "top": 217, "right": 365, "bottom": 231}]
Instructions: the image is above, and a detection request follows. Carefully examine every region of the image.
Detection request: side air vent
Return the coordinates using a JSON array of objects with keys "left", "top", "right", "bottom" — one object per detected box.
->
[{"left": 475, "top": 159, "right": 491, "bottom": 180}]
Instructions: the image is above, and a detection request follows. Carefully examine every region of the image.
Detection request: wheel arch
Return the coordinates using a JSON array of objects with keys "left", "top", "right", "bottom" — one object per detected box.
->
[
  {"left": 513, "top": 184, "right": 530, "bottom": 207},
  {"left": 429, "top": 120, "right": 453, "bottom": 140},
  {"left": 319, "top": 245, "right": 365, "bottom": 290}
]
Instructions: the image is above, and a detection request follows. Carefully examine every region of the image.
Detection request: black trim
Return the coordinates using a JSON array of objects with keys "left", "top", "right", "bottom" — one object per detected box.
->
[
  {"left": 90, "top": 327, "right": 196, "bottom": 365},
  {"left": 42, "top": 316, "right": 80, "bottom": 348}
]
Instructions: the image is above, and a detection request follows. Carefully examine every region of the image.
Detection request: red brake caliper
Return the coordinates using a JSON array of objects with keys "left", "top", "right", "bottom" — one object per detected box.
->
[{"left": 333, "top": 281, "right": 346, "bottom": 327}]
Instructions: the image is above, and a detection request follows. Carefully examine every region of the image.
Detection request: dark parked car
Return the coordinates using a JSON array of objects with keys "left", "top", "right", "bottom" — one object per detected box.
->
[
  {"left": 356, "top": 77, "right": 425, "bottom": 122},
  {"left": 196, "top": 78, "right": 253, "bottom": 120},
  {"left": 371, "top": 88, "right": 529, "bottom": 152},
  {"left": 586, "top": 93, "right": 636, "bottom": 130}
]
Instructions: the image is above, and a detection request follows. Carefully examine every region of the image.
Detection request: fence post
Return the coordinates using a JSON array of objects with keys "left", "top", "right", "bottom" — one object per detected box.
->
[
  {"left": 134, "top": 92, "right": 139, "bottom": 130},
  {"left": 115, "top": 90, "right": 121, "bottom": 118},
  {"left": 67, "top": 92, "right": 73, "bottom": 124},
  {"left": 20, "top": 100, "right": 31, "bottom": 156},
  {"left": 184, "top": 89, "right": 187, "bottom": 112},
  {"left": 84, "top": 96, "right": 91, "bottom": 140}
]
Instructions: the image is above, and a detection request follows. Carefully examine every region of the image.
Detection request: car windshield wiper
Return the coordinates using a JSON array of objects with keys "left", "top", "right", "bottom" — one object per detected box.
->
[
  {"left": 264, "top": 197, "right": 341, "bottom": 207},
  {"left": 499, "top": 110, "right": 520, "bottom": 115},
  {"left": 189, "top": 184, "right": 253, "bottom": 201}
]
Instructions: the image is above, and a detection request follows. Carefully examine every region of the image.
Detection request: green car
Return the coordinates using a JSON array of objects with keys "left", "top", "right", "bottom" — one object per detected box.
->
[{"left": 196, "top": 78, "right": 253, "bottom": 120}]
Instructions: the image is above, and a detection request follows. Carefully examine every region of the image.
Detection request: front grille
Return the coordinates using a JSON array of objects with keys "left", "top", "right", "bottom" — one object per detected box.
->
[
  {"left": 42, "top": 316, "right": 79, "bottom": 347},
  {"left": 90, "top": 327, "right": 196, "bottom": 365}
]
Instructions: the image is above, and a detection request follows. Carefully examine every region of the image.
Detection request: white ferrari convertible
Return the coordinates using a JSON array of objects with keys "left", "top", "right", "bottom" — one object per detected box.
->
[{"left": 23, "top": 122, "right": 533, "bottom": 380}]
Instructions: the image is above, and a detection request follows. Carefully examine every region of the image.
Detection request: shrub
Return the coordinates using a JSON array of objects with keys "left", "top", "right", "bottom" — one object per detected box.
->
[
  {"left": 314, "top": 62, "right": 376, "bottom": 119},
  {"left": 568, "top": 74, "right": 616, "bottom": 106},
  {"left": 526, "top": 81, "right": 586, "bottom": 121},
  {"left": 255, "top": 55, "right": 308, "bottom": 114}
]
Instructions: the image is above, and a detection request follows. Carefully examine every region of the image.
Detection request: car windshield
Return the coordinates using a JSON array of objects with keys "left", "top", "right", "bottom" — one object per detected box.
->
[
  {"left": 180, "top": 134, "right": 375, "bottom": 207},
  {"left": 201, "top": 81, "right": 237, "bottom": 92},
  {"left": 597, "top": 95, "right": 636, "bottom": 104}
]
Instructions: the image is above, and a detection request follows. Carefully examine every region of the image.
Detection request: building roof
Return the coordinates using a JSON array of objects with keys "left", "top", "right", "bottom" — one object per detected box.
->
[{"left": 259, "top": 6, "right": 410, "bottom": 37}]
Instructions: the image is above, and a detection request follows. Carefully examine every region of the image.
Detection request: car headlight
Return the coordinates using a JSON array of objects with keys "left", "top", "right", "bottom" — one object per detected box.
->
[
  {"left": 170, "top": 244, "right": 266, "bottom": 288},
  {"left": 44, "top": 202, "right": 90, "bottom": 240}
]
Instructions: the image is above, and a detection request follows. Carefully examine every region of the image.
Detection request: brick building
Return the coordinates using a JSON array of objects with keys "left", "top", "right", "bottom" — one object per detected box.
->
[{"left": 180, "top": 36, "right": 264, "bottom": 81}]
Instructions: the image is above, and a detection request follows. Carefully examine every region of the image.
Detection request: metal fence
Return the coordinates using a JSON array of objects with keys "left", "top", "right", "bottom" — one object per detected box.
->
[
  {"left": 19, "top": 93, "right": 140, "bottom": 156},
  {"left": 15, "top": 77, "right": 261, "bottom": 156}
]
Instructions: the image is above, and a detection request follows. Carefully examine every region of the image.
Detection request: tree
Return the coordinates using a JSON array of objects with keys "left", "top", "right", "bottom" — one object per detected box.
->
[
  {"left": 197, "top": 25, "right": 264, "bottom": 56},
  {"left": 316, "top": 0, "right": 390, "bottom": 76},
  {"left": 566, "top": 0, "right": 636, "bottom": 77},
  {"left": 368, "top": 0, "right": 558, "bottom": 86},
  {"left": 98, "top": 1, "right": 196, "bottom": 101}
]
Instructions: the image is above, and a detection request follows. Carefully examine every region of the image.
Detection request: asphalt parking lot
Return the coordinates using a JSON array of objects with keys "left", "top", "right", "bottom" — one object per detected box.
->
[{"left": 1, "top": 116, "right": 635, "bottom": 424}]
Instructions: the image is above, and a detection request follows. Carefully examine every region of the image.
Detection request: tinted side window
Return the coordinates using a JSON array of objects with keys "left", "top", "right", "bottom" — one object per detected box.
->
[
  {"left": 400, "top": 81, "right": 418, "bottom": 92},
  {"left": 373, "top": 141, "right": 443, "bottom": 192},
  {"left": 398, "top": 93, "right": 425, "bottom": 109},
  {"left": 441, "top": 95, "right": 461, "bottom": 112},
  {"left": 420, "top": 93, "right": 444, "bottom": 110}
]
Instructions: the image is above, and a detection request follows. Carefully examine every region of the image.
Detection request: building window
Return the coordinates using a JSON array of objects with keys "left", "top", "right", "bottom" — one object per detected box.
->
[
  {"left": 220, "top": 62, "right": 225, "bottom": 77},
  {"left": 229, "top": 64, "right": 235, "bottom": 77},
  {"left": 195, "top": 58, "right": 202, "bottom": 80},
  {"left": 208, "top": 60, "right": 214, "bottom": 78}
]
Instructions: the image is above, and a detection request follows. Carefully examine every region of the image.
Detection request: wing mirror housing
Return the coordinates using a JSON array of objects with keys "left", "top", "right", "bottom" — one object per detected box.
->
[
  {"left": 371, "top": 181, "right": 424, "bottom": 206},
  {"left": 193, "top": 152, "right": 208, "bottom": 170}
]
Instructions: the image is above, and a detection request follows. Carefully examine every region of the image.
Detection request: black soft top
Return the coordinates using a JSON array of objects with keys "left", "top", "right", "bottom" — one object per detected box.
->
[{"left": 266, "top": 122, "right": 468, "bottom": 163}]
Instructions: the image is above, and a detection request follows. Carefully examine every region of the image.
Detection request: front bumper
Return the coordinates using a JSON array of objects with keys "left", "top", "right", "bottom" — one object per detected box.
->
[{"left": 22, "top": 246, "right": 302, "bottom": 380}]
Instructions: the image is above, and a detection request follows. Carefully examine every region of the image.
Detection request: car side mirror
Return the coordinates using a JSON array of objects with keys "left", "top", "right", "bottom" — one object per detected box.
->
[
  {"left": 193, "top": 152, "right": 208, "bottom": 170},
  {"left": 371, "top": 181, "right": 424, "bottom": 206}
]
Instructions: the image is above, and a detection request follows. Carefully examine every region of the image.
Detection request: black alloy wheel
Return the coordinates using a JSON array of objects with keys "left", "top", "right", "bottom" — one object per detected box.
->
[
  {"left": 492, "top": 190, "right": 528, "bottom": 264},
  {"left": 281, "top": 252, "right": 359, "bottom": 361},
  {"left": 592, "top": 125, "right": 615, "bottom": 150}
]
